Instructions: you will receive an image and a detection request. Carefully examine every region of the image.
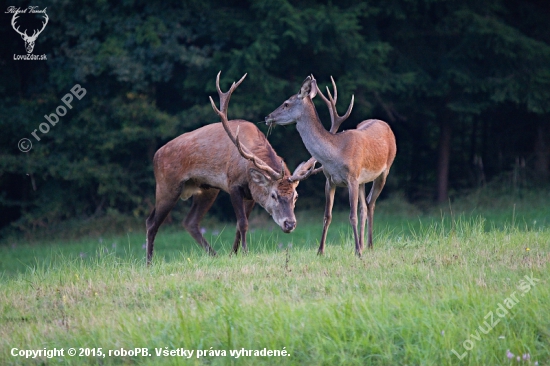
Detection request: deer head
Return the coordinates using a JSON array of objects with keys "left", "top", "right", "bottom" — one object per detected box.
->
[
  {"left": 265, "top": 75, "right": 354, "bottom": 131},
  {"left": 11, "top": 12, "right": 48, "bottom": 54},
  {"left": 210, "top": 71, "right": 316, "bottom": 233}
]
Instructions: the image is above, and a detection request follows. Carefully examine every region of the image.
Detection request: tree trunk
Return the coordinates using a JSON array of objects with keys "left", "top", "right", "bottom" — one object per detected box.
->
[
  {"left": 534, "top": 122, "right": 549, "bottom": 180},
  {"left": 437, "top": 118, "right": 452, "bottom": 203}
]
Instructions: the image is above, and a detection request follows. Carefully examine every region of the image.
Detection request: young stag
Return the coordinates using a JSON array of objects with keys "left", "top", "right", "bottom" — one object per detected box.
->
[
  {"left": 265, "top": 76, "right": 396, "bottom": 256},
  {"left": 146, "top": 72, "right": 315, "bottom": 265}
]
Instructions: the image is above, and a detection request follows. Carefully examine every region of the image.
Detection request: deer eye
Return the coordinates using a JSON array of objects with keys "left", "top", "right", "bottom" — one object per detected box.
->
[
  {"left": 283, "top": 102, "right": 289, "bottom": 108},
  {"left": 271, "top": 193, "right": 277, "bottom": 200}
]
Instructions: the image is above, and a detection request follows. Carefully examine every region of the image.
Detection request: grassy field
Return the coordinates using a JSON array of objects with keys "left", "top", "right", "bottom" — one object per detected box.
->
[{"left": 1, "top": 192, "right": 549, "bottom": 365}]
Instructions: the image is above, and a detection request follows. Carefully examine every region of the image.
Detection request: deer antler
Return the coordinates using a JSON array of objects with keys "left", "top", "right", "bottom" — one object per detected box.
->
[
  {"left": 288, "top": 157, "right": 323, "bottom": 182},
  {"left": 209, "top": 71, "right": 284, "bottom": 181},
  {"left": 11, "top": 13, "right": 48, "bottom": 39},
  {"left": 11, "top": 13, "right": 27, "bottom": 38},
  {"left": 315, "top": 76, "right": 354, "bottom": 134},
  {"left": 33, "top": 13, "right": 49, "bottom": 39}
]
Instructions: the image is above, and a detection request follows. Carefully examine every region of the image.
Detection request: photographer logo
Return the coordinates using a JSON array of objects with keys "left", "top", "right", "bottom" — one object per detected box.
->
[{"left": 6, "top": 6, "right": 48, "bottom": 60}]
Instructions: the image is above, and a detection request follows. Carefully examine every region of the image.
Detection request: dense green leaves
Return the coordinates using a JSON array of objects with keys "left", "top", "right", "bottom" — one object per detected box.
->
[{"left": 0, "top": 0, "right": 549, "bottom": 234}]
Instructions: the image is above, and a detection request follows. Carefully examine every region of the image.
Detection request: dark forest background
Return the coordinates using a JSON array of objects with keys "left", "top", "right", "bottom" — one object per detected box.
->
[{"left": 0, "top": 0, "right": 549, "bottom": 239}]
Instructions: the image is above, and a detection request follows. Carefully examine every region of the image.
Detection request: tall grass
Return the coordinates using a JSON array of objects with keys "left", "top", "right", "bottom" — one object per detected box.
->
[{"left": 1, "top": 194, "right": 549, "bottom": 365}]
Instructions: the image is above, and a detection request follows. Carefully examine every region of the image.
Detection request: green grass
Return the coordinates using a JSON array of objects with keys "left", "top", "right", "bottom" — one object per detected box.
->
[{"left": 1, "top": 195, "right": 549, "bottom": 365}]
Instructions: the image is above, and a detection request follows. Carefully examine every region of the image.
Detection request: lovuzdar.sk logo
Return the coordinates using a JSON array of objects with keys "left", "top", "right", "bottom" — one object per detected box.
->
[{"left": 6, "top": 6, "right": 48, "bottom": 60}]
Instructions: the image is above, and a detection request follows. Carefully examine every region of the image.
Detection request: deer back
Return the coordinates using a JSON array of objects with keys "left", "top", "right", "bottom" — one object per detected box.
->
[
  {"left": 329, "top": 120, "right": 395, "bottom": 182},
  {"left": 154, "top": 120, "right": 288, "bottom": 192}
]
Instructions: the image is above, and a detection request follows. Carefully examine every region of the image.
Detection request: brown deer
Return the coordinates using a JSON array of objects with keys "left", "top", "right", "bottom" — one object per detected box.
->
[
  {"left": 265, "top": 75, "right": 396, "bottom": 256},
  {"left": 145, "top": 72, "right": 315, "bottom": 265}
]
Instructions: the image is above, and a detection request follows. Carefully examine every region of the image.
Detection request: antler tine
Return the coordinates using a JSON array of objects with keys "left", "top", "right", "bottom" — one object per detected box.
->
[
  {"left": 315, "top": 76, "right": 354, "bottom": 134},
  {"left": 314, "top": 80, "right": 338, "bottom": 133},
  {"left": 37, "top": 13, "right": 48, "bottom": 34},
  {"left": 311, "top": 166, "right": 323, "bottom": 175},
  {"left": 209, "top": 71, "right": 283, "bottom": 181},
  {"left": 11, "top": 13, "right": 26, "bottom": 36},
  {"left": 340, "top": 94, "right": 354, "bottom": 123},
  {"left": 330, "top": 76, "right": 337, "bottom": 105},
  {"left": 209, "top": 71, "right": 247, "bottom": 146},
  {"left": 214, "top": 71, "right": 228, "bottom": 116},
  {"left": 214, "top": 71, "right": 247, "bottom": 119},
  {"left": 289, "top": 157, "right": 323, "bottom": 182},
  {"left": 325, "top": 86, "right": 334, "bottom": 105}
]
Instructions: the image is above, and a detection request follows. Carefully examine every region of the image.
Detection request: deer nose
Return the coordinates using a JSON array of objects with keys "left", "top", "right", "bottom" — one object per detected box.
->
[
  {"left": 283, "top": 220, "right": 296, "bottom": 232},
  {"left": 265, "top": 115, "right": 273, "bottom": 125}
]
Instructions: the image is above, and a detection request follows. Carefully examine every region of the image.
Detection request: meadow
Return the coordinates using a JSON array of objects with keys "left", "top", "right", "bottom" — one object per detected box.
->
[{"left": 1, "top": 191, "right": 549, "bottom": 365}]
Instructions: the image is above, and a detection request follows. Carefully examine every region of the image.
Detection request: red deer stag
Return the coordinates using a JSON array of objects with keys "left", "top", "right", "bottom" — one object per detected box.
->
[
  {"left": 265, "top": 76, "right": 396, "bottom": 256},
  {"left": 146, "top": 72, "right": 315, "bottom": 265}
]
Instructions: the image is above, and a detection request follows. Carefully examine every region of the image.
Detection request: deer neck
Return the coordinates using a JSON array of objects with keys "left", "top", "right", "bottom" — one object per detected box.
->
[{"left": 295, "top": 102, "right": 337, "bottom": 165}]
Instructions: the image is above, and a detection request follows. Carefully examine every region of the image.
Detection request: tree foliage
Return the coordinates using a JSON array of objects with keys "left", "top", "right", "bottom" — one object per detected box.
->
[{"left": 0, "top": 0, "right": 549, "bottom": 234}]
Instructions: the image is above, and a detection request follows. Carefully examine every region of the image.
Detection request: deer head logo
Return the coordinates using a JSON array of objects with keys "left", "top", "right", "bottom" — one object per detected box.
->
[{"left": 11, "top": 11, "right": 48, "bottom": 54}]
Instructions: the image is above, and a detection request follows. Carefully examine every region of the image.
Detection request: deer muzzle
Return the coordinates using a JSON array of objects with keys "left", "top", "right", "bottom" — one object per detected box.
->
[{"left": 282, "top": 219, "right": 296, "bottom": 233}]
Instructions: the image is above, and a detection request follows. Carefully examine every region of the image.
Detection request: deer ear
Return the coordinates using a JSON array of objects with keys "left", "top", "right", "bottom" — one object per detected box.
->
[
  {"left": 309, "top": 78, "right": 318, "bottom": 99},
  {"left": 249, "top": 168, "right": 270, "bottom": 186},
  {"left": 298, "top": 76, "right": 312, "bottom": 99}
]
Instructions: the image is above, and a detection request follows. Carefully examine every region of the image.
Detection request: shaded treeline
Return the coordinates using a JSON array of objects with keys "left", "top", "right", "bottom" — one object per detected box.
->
[{"left": 0, "top": 0, "right": 549, "bottom": 235}]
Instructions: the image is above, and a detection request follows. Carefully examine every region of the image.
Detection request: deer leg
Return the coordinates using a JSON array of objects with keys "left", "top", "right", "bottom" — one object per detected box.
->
[
  {"left": 348, "top": 181, "right": 361, "bottom": 257},
  {"left": 182, "top": 188, "right": 220, "bottom": 256},
  {"left": 319, "top": 179, "right": 336, "bottom": 255},
  {"left": 366, "top": 173, "right": 387, "bottom": 249},
  {"left": 243, "top": 200, "right": 255, "bottom": 251},
  {"left": 230, "top": 187, "right": 250, "bottom": 255},
  {"left": 358, "top": 183, "right": 367, "bottom": 252},
  {"left": 146, "top": 186, "right": 183, "bottom": 266},
  {"left": 232, "top": 199, "right": 255, "bottom": 254}
]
